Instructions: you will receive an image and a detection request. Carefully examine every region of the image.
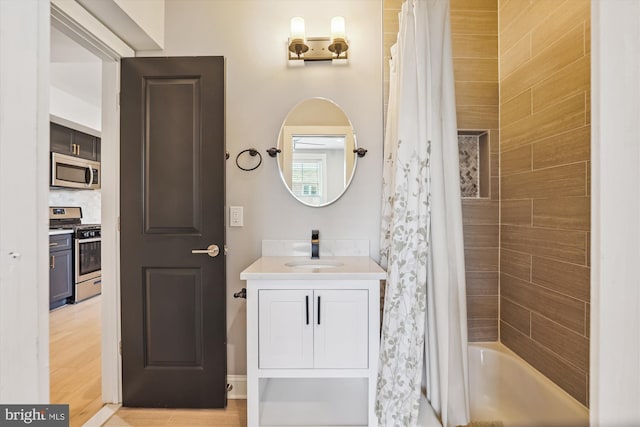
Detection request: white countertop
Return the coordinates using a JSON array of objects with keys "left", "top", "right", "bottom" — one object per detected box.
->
[
  {"left": 240, "top": 256, "right": 386, "bottom": 281},
  {"left": 49, "top": 229, "right": 74, "bottom": 236}
]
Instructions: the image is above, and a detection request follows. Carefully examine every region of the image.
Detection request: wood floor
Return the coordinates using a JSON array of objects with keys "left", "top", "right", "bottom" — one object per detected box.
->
[
  {"left": 50, "top": 295, "right": 247, "bottom": 427},
  {"left": 104, "top": 400, "right": 247, "bottom": 426},
  {"left": 50, "top": 295, "right": 103, "bottom": 427}
]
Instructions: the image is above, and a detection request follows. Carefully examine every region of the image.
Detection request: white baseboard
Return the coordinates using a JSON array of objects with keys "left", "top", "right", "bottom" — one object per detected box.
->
[
  {"left": 227, "top": 374, "right": 247, "bottom": 399},
  {"left": 82, "top": 403, "right": 120, "bottom": 426}
]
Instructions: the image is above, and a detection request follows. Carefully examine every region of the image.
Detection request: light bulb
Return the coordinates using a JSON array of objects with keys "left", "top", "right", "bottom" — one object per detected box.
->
[
  {"left": 331, "top": 16, "right": 346, "bottom": 41},
  {"left": 290, "top": 17, "right": 305, "bottom": 41}
]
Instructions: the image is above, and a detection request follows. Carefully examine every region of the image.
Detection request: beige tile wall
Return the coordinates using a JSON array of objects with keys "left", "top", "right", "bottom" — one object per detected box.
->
[
  {"left": 383, "top": 0, "right": 500, "bottom": 342},
  {"left": 499, "top": 0, "right": 590, "bottom": 406},
  {"left": 452, "top": 0, "right": 500, "bottom": 342}
]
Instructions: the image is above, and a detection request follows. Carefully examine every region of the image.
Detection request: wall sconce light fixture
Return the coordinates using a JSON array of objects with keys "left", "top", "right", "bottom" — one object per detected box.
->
[
  {"left": 288, "top": 16, "right": 349, "bottom": 65},
  {"left": 328, "top": 16, "right": 348, "bottom": 58},
  {"left": 288, "top": 17, "right": 309, "bottom": 58}
]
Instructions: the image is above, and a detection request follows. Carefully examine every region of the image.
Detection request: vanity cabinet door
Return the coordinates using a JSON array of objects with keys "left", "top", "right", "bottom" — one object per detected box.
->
[
  {"left": 258, "top": 290, "right": 314, "bottom": 369},
  {"left": 314, "top": 290, "right": 368, "bottom": 369}
]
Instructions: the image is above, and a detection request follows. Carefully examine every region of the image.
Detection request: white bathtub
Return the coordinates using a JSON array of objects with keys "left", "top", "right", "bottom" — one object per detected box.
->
[{"left": 468, "top": 342, "right": 589, "bottom": 427}]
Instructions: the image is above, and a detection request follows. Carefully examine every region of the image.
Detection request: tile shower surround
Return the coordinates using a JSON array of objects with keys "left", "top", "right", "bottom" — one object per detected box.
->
[
  {"left": 498, "top": 0, "right": 590, "bottom": 406},
  {"left": 384, "top": 0, "right": 590, "bottom": 407},
  {"left": 451, "top": 0, "right": 500, "bottom": 343}
]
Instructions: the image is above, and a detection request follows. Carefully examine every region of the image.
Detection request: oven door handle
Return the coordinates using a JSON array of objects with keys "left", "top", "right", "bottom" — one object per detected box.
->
[{"left": 77, "top": 237, "right": 101, "bottom": 243}]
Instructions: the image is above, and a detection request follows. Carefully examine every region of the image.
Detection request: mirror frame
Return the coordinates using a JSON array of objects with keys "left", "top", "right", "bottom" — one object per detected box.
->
[{"left": 276, "top": 97, "right": 358, "bottom": 207}]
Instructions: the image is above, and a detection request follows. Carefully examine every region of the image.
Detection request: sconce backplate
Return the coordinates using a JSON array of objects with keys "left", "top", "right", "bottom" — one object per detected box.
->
[{"left": 288, "top": 37, "right": 349, "bottom": 61}]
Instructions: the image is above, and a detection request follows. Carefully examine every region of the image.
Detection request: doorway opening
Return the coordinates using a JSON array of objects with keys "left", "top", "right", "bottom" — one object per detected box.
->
[{"left": 49, "top": 24, "right": 104, "bottom": 426}]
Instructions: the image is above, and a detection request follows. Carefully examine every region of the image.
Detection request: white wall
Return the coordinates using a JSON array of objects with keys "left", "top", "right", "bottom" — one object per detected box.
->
[
  {"left": 591, "top": 0, "right": 640, "bottom": 424},
  {"left": 50, "top": 84, "right": 101, "bottom": 131},
  {"left": 138, "top": 0, "right": 383, "bottom": 375},
  {"left": 114, "top": 0, "right": 164, "bottom": 48},
  {"left": 0, "top": 0, "right": 50, "bottom": 403}
]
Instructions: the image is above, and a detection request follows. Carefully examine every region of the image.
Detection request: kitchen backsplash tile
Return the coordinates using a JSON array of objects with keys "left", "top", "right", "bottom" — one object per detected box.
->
[{"left": 49, "top": 189, "right": 101, "bottom": 224}]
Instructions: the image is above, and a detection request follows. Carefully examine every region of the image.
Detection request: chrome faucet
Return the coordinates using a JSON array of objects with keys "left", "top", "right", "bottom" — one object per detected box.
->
[{"left": 311, "top": 230, "right": 320, "bottom": 259}]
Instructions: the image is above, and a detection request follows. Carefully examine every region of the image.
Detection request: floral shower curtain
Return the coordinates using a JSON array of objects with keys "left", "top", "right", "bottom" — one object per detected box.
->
[{"left": 377, "top": 1, "right": 470, "bottom": 426}]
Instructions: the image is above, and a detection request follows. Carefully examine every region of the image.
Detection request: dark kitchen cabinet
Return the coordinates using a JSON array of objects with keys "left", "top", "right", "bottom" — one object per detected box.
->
[
  {"left": 50, "top": 122, "right": 101, "bottom": 161},
  {"left": 49, "top": 233, "right": 73, "bottom": 310}
]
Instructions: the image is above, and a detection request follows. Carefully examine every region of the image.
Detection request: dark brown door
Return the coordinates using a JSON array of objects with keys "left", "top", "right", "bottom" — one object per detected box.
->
[{"left": 120, "top": 57, "right": 226, "bottom": 408}]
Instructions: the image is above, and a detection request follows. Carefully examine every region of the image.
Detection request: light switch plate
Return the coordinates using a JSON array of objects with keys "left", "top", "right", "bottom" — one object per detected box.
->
[{"left": 229, "top": 206, "right": 243, "bottom": 227}]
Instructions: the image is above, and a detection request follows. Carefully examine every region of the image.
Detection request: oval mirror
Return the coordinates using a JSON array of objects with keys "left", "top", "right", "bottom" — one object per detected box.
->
[{"left": 276, "top": 98, "right": 357, "bottom": 207}]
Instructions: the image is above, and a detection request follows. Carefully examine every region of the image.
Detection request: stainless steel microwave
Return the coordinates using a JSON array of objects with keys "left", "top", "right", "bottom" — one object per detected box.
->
[{"left": 51, "top": 152, "right": 100, "bottom": 189}]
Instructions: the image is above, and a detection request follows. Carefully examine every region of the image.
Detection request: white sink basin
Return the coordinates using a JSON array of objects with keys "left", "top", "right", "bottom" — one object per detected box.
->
[{"left": 284, "top": 260, "right": 344, "bottom": 269}]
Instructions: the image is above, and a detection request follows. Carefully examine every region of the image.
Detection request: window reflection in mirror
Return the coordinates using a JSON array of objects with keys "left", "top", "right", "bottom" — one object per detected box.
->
[{"left": 277, "top": 98, "right": 357, "bottom": 207}]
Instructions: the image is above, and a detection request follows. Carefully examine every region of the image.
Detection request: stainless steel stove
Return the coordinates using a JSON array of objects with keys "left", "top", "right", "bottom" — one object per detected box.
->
[{"left": 50, "top": 207, "right": 101, "bottom": 302}]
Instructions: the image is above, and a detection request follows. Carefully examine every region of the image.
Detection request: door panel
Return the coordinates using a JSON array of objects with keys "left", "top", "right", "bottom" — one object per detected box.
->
[
  {"left": 120, "top": 57, "right": 226, "bottom": 408},
  {"left": 314, "top": 290, "right": 368, "bottom": 369},
  {"left": 144, "top": 78, "right": 201, "bottom": 234},
  {"left": 258, "top": 290, "right": 314, "bottom": 369},
  {"left": 143, "top": 268, "right": 202, "bottom": 367}
]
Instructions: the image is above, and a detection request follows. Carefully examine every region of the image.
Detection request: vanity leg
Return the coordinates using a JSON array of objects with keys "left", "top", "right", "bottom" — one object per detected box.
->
[
  {"left": 369, "top": 283, "right": 380, "bottom": 427},
  {"left": 247, "top": 286, "right": 259, "bottom": 427},
  {"left": 247, "top": 375, "right": 259, "bottom": 427}
]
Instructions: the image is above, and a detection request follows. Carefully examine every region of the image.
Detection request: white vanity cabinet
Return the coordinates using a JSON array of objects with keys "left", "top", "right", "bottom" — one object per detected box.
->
[
  {"left": 259, "top": 289, "right": 368, "bottom": 370},
  {"left": 241, "top": 256, "right": 386, "bottom": 427}
]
